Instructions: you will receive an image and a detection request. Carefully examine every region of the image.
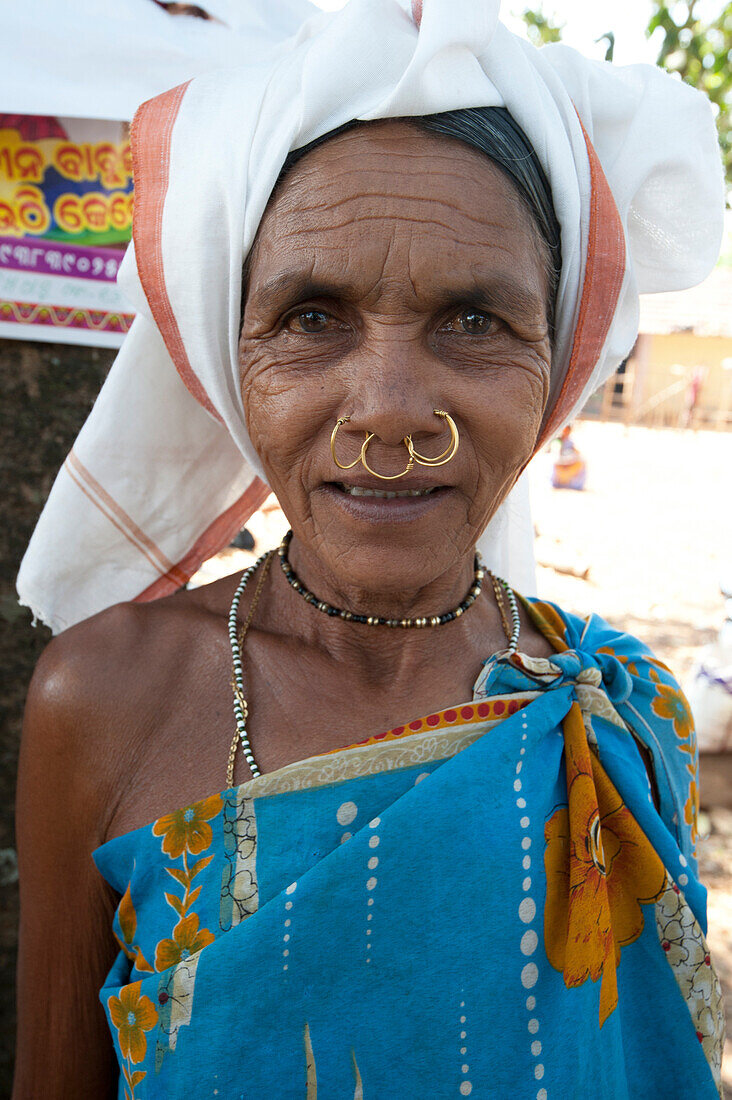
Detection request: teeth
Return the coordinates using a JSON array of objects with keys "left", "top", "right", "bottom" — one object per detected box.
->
[{"left": 339, "top": 485, "right": 435, "bottom": 499}]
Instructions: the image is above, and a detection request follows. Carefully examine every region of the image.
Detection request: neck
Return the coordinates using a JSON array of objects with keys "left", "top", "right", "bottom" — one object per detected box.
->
[
  {"left": 265, "top": 531, "right": 506, "bottom": 688},
  {"left": 285, "top": 530, "right": 478, "bottom": 622}
]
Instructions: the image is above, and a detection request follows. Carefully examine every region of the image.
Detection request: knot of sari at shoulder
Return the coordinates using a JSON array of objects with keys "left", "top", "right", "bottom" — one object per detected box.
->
[{"left": 476, "top": 645, "right": 634, "bottom": 708}]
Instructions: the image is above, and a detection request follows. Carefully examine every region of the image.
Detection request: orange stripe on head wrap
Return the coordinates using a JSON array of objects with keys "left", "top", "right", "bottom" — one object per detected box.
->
[
  {"left": 131, "top": 81, "right": 223, "bottom": 423},
  {"left": 538, "top": 118, "right": 626, "bottom": 447}
]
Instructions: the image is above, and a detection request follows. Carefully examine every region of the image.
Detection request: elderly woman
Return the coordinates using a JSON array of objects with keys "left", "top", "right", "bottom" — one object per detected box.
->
[{"left": 14, "top": 1, "right": 725, "bottom": 1097}]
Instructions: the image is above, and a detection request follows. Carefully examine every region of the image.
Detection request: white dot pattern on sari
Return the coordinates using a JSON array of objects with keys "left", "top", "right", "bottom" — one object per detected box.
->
[
  {"left": 515, "top": 710, "right": 547, "bottom": 1093},
  {"left": 365, "top": 817, "right": 381, "bottom": 965},
  {"left": 457, "top": 998, "right": 472, "bottom": 1095},
  {"left": 282, "top": 881, "right": 297, "bottom": 974}
]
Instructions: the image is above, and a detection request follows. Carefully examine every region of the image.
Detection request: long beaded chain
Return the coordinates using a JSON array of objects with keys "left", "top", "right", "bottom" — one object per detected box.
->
[
  {"left": 226, "top": 549, "right": 274, "bottom": 785},
  {"left": 227, "top": 536, "right": 521, "bottom": 785},
  {"left": 491, "top": 572, "right": 521, "bottom": 655}
]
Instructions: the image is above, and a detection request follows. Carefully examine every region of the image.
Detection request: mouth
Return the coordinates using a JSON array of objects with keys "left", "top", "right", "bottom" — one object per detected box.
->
[
  {"left": 320, "top": 480, "right": 451, "bottom": 524},
  {"left": 336, "top": 483, "right": 438, "bottom": 500}
]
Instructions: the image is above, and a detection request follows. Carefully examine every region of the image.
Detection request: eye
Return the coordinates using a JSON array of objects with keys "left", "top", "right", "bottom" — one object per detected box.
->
[
  {"left": 285, "top": 308, "right": 331, "bottom": 334},
  {"left": 450, "top": 308, "right": 496, "bottom": 336}
]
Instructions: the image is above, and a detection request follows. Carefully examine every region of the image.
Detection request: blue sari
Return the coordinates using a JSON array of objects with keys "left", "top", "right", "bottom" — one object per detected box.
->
[{"left": 93, "top": 600, "right": 724, "bottom": 1098}]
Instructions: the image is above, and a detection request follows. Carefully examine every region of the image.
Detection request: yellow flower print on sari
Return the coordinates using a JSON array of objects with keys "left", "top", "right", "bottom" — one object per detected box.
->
[
  {"left": 152, "top": 794, "right": 220, "bottom": 974},
  {"left": 648, "top": 668, "right": 694, "bottom": 741},
  {"left": 152, "top": 794, "right": 223, "bottom": 858},
  {"left": 596, "top": 643, "right": 674, "bottom": 681},
  {"left": 108, "top": 980, "right": 158, "bottom": 1062},
  {"left": 155, "top": 912, "right": 215, "bottom": 971},
  {"left": 144, "top": 796, "right": 221, "bottom": 1067},
  {"left": 544, "top": 703, "right": 666, "bottom": 1027},
  {"left": 595, "top": 645, "right": 641, "bottom": 678}
]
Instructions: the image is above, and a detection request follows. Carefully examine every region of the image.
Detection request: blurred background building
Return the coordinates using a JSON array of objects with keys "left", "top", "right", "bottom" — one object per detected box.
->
[{"left": 586, "top": 262, "right": 732, "bottom": 430}]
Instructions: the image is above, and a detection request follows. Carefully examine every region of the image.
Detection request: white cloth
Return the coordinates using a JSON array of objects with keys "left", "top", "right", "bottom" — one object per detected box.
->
[
  {"left": 17, "top": 0, "right": 724, "bottom": 633},
  {"left": 0, "top": 0, "right": 315, "bottom": 121}
]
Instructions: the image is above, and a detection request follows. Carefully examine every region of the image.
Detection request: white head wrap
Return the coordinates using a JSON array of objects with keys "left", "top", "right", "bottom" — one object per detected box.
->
[{"left": 18, "top": 0, "right": 724, "bottom": 633}]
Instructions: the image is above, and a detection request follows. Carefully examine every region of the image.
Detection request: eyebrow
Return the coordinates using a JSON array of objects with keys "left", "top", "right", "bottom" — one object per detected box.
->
[
  {"left": 446, "top": 271, "right": 547, "bottom": 322},
  {"left": 246, "top": 267, "right": 547, "bottom": 323},
  {"left": 247, "top": 271, "right": 361, "bottom": 312}
]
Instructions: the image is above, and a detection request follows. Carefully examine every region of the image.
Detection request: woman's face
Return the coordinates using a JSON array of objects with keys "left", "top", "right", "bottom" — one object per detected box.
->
[{"left": 239, "top": 121, "right": 551, "bottom": 599}]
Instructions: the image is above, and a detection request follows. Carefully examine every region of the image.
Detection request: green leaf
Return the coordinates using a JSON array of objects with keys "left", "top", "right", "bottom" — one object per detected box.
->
[{"left": 647, "top": 0, "right": 732, "bottom": 192}]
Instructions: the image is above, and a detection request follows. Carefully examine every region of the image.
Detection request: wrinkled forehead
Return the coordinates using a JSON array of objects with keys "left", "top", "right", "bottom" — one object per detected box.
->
[{"left": 245, "top": 121, "right": 549, "bottom": 311}]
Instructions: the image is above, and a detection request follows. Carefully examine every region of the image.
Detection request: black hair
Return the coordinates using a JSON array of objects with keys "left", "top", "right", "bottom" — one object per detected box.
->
[{"left": 245, "top": 107, "right": 561, "bottom": 337}]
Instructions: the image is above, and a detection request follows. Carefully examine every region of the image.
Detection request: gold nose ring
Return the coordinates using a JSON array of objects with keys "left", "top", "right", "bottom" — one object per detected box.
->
[
  {"left": 360, "top": 433, "right": 415, "bottom": 480},
  {"left": 408, "top": 410, "right": 459, "bottom": 467},
  {"left": 330, "top": 411, "right": 459, "bottom": 481},
  {"left": 330, "top": 417, "right": 362, "bottom": 470},
  {"left": 331, "top": 417, "right": 415, "bottom": 480}
]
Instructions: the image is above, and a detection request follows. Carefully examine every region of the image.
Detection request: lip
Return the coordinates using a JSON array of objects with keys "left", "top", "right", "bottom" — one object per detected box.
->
[
  {"left": 330, "top": 475, "right": 448, "bottom": 492},
  {"left": 319, "top": 481, "right": 452, "bottom": 524}
]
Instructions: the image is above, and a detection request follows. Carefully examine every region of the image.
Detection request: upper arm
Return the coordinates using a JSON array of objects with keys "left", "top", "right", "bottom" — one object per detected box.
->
[{"left": 14, "top": 634, "right": 121, "bottom": 1099}]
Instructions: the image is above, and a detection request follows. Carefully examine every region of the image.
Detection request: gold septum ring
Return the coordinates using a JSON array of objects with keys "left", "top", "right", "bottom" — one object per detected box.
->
[{"left": 330, "top": 410, "right": 459, "bottom": 481}]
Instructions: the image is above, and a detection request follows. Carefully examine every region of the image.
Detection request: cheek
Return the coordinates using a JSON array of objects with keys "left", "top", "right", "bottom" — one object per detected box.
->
[
  {"left": 462, "top": 355, "right": 549, "bottom": 509},
  {"left": 239, "top": 342, "right": 337, "bottom": 491},
  {"left": 471, "top": 351, "right": 549, "bottom": 451}
]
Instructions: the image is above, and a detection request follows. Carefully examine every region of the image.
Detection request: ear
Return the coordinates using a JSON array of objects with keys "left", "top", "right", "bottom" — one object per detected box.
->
[{"left": 411, "top": 0, "right": 422, "bottom": 28}]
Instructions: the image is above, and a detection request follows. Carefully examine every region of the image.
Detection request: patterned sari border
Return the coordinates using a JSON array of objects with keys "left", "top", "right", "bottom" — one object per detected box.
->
[
  {"left": 324, "top": 692, "right": 539, "bottom": 754},
  {"left": 240, "top": 694, "right": 541, "bottom": 800}
]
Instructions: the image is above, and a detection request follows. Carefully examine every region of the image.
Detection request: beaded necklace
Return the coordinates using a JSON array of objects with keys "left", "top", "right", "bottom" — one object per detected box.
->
[
  {"left": 227, "top": 531, "right": 521, "bottom": 783},
  {"left": 278, "top": 528, "right": 486, "bottom": 628}
]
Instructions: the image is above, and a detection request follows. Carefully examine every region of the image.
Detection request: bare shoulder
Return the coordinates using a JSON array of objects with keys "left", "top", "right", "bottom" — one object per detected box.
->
[
  {"left": 29, "top": 597, "right": 175, "bottom": 725},
  {"left": 23, "top": 592, "right": 205, "bottom": 830},
  {"left": 23, "top": 575, "right": 244, "bottom": 813},
  {"left": 32, "top": 600, "right": 148, "bottom": 706},
  {"left": 30, "top": 577, "right": 231, "bottom": 706}
]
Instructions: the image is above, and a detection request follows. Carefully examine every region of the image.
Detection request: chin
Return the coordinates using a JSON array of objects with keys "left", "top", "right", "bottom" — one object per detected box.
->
[{"left": 308, "top": 506, "right": 474, "bottom": 601}]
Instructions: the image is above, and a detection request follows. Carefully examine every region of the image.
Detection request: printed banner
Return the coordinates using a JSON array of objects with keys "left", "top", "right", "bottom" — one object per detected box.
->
[{"left": 0, "top": 116, "right": 134, "bottom": 348}]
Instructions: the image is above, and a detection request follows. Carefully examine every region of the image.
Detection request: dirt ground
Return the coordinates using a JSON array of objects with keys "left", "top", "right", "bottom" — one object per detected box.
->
[{"left": 198, "top": 420, "right": 732, "bottom": 1090}]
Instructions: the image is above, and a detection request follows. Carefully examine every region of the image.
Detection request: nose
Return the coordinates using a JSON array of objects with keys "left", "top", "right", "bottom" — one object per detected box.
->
[{"left": 340, "top": 349, "right": 449, "bottom": 454}]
